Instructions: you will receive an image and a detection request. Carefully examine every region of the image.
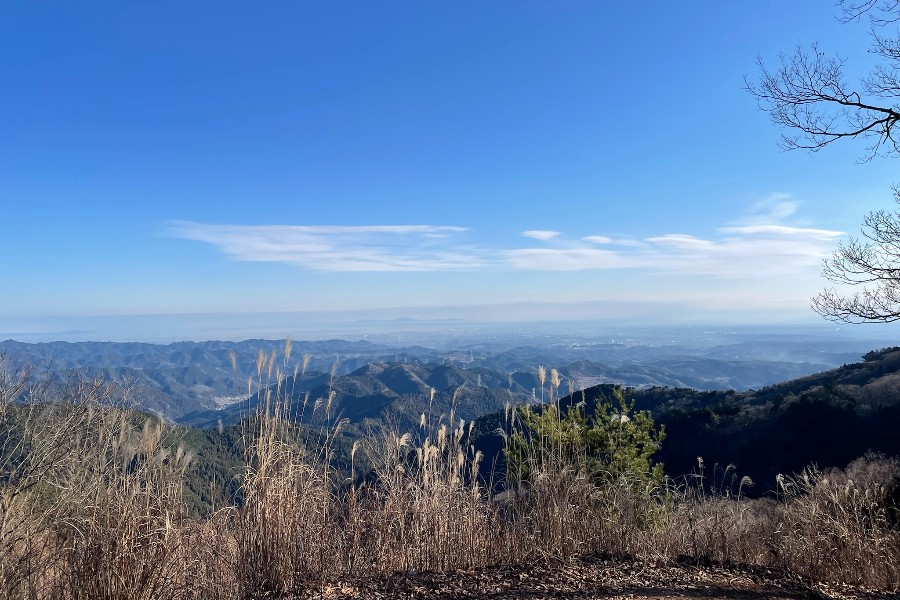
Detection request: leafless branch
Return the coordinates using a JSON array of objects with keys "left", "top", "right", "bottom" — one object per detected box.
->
[
  {"left": 812, "top": 187, "right": 900, "bottom": 322},
  {"left": 748, "top": 0, "right": 900, "bottom": 160},
  {"left": 837, "top": 0, "right": 900, "bottom": 25},
  {"left": 746, "top": 44, "right": 900, "bottom": 160}
]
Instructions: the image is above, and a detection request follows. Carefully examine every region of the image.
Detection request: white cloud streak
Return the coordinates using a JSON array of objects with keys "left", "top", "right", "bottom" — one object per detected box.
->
[
  {"left": 521, "top": 230, "right": 560, "bottom": 241},
  {"left": 169, "top": 196, "right": 845, "bottom": 280},
  {"left": 506, "top": 248, "right": 639, "bottom": 271},
  {"left": 583, "top": 235, "right": 645, "bottom": 247},
  {"left": 582, "top": 235, "right": 612, "bottom": 244},
  {"left": 507, "top": 225, "right": 844, "bottom": 276},
  {"left": 169, "top": 221, "right": 485, "bottom": 272},
  {"left": 742, "top": 193, "right": 799, "bottom": 224},
  {"left": 719, "top": 224, "right": 843, "bottom": 239},
  {"left": 506, "top": 195, "right": 845, "bottom": 278}
]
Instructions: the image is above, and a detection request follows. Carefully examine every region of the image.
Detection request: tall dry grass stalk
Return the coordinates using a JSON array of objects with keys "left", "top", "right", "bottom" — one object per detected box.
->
[
  {"left": 353, "top": 412, "right": 496, "bottom": 573},
  {"left": 647, "top": 454, "right": 900, "bottom": 590},
  {"left": 54, "top": 409, "right": 199, "bottom": 600},
  {"left": 773, "top": 457, "right": 900, "bottom": 587},
  {"left": 0, "top": 356, "right": 216, "bottom": 600},
  {"left": 2, "top": 349, "right": 899, "bottom": 598},
  {"left": 232, "top": 340, "right": 316, "bottom": 595},
  {"left": 229, "top": 340, "right": 502, "bottom": 594},
  {"left": 232, "top": 378, "right": 345, "bottom": 596}
]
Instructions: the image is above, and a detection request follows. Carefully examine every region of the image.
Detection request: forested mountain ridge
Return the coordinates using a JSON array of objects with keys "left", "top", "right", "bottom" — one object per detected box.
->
[
  {"left": 6, "top": 337, "right": 897, "bottom": 495},
  {"left": 0, "top": 337, "right": 849, "bottom": 421},
  {"left": 472, "top": 347, "right": 900, "bottom": 495},
  {"left": 0, "top": 338, "right": 411, "bottom": 419},
  {"left": 178, "top": 360, "right": 531, "bottom": 430},
  {"left": 173, "top": 347, "right": 900, "bottom": 511}
]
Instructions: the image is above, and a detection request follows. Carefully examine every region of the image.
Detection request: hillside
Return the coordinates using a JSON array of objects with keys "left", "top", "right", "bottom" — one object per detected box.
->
[
  {"left": 170, "top": 346, "right": 900, "bottom": 515},
  {"left": 174, "top": 354, "right": 849, "bottom": 429},
  {"left": 179, "top": 361, "right": 531, "bottom": 433},
  {"left": 0, "top": 338, "right": 411, "bottom": 419},
  {"left": 0, "top": 336, "right": 858, "bottom": 421},
  {"left": 4, "top": 343, "right": 900, "bottom": 596},
  {"left": 648, "top": 347, "right": 900, "bottom": 489},
  {"left": 8, "top": 339, "right": 900, "bottom": 509},
  {"left": 472, "top": 347, "right": 900, "bottom": 494}
]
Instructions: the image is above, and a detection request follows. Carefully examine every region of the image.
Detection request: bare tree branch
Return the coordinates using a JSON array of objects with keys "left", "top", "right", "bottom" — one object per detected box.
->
[
  {"left": 750, "top": 2, "right": 900, "bottom": 323},
  {"left": 812, "top": 187, "right": 900, "bottom": 322},
  {"left": 747, "top": 0, "right": 900, "bottom": 160},
  {"left": 837, "top": 0, "right": 900, "bottom": 25},
  {"left": 746, "top": 44, "right": 900, "bottom": 159}
]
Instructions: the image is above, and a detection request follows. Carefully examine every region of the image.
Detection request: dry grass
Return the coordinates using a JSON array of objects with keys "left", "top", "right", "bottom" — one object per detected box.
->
[
  {"left": 773, "top": 456, "right": 900, "bottom": 588},
  {"left": 0, "top": 360, "right": 206, "bottom": 600},
  {"left": 1, "top": 349, "right": 898, "bottom": 599},
  {"left": 648, "top": 454, "right": 900, "bottom": 590},
  {"left": 54, "top": 411, "right": 197, "bottom": 600}
]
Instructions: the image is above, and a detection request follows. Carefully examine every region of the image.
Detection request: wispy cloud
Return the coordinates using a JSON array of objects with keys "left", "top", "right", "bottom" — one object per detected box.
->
[
  {"left": 521, "top": 230, "right": 560, "bottom": 241},
  {"left": 506, "top": 247, "right": 639, "bottom": 271},
  {"left": 645, "top": 234, "right": 718, "bottom": 251},
  {"left": 170, "top": 195, "right": 844, "bottom": 279},
  {"left": 169, "top": 221, "right": 486, "bottom": 272},
  {"left": 742, "top": 192, "right": 799, "bottom": 224},
  {"left": 506, "top": 194, "right": 845, "bottom": 278},
  {"left": 582, "top": 235, "right": 645, "bottom": 247},
  {"left": 719, "top": 224, "right": 842, "bottom": 239},
  {"left": 582, "top": 235, "right": 613, "bottom": 244}
]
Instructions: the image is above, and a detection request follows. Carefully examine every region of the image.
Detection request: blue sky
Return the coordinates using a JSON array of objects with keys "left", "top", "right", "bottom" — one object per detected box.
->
[{"left": 2, "top": 1, "right": 898, "bottom": 334}]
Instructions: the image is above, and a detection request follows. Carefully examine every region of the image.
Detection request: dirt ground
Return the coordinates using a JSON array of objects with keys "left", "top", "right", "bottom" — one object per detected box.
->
[{"left": 312, "top": 555, "right": 899, "bottom": 600}]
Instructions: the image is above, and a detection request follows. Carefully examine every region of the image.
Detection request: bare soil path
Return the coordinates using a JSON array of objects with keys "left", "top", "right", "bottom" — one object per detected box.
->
[{"left": 314, "top": 555, "right": 899, "bottom": 600}]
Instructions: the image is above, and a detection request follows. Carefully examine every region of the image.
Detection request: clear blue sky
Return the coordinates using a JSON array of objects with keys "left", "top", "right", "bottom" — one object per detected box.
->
[{"left": 2, "top": 1, "right": 897, "bottom": 334}]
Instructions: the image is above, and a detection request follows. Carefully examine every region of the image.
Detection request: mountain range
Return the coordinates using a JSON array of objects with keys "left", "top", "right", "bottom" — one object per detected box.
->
[
  {"left": 471, "top": 346, "right": 900, "bottom": 496},
  {"left": 0, "top": 336, "right": 860, "bottom": 422}
]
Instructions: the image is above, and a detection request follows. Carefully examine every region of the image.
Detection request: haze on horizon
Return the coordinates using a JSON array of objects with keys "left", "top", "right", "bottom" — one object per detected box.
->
[{"left": 3, "top": 1, "right": 898, "bottom": 340}]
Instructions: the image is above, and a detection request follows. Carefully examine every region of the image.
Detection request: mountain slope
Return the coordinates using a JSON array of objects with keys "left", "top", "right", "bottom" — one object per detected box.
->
[
  {"left": 2, "top": 336, "right": 857, "bottom": 420},
  {"left": 472, "top": 347, "right": 900, "bottom": 494}
]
